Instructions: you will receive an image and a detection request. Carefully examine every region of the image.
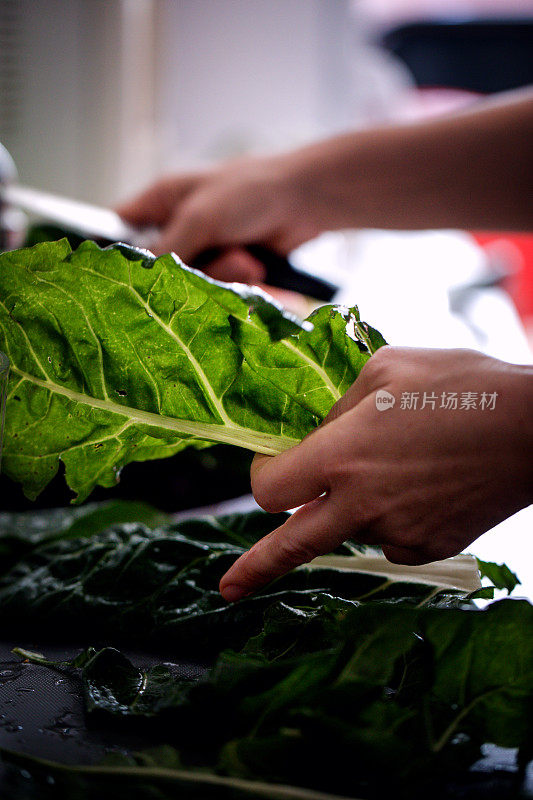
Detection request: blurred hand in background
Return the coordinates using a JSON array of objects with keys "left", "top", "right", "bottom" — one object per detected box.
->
[{"left": 118, "top": 89, "right": 533, "bottom": 281}]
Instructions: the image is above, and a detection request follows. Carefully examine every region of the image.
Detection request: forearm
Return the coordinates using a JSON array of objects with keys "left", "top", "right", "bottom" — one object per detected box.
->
[{"left": 281, "top": 89, "right": 533, "bottom": 232}]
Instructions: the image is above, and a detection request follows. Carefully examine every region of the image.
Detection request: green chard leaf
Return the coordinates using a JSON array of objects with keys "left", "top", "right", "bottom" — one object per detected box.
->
[
  {"left": 14, "top": 645, "right": 197, "bottom": 717},
  {"left": 216, "top": 600, "right": 533, "bottom": 795},
  {"left": 0, "top": 499, "right": 169, "bottom": 577},
  {"left": 0, "top": 497, "right": 168, "bottom": 546},
  {"left": 0, "top": 503, "right": 503, "bottom": 657},
  {"left": 4, "top": 503, "right": 530, "bottom": 798},
  {"left": 11, "top": 598, "right": 533, "bottom": 798},
  {"left": 0, "top": 239, "right": 384, "bottom": 501}
]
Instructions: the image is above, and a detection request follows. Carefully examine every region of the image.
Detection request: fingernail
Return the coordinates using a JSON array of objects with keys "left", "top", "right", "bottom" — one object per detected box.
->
[{"left": 220, "top": 584, "right": 246, "bottom": 603}]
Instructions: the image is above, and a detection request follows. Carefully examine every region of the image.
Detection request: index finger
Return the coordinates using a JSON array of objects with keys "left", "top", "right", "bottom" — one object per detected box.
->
[{"left": 219, "top": 493, "right": 349, "bottom": 602}]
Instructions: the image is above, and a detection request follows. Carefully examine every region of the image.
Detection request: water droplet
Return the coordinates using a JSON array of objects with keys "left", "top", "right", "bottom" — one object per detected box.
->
[
  {"left": 43, "top": 710, "right": 80, "bottom": 739},
  {"left": 451, "top": 732, "right": 471, "bottom": 745},
  {"left": 0, "top": 715, "right": 23, "bottom": 733},
  {"left": 0, "top": 664, "right": 25, "bottom": 684}
]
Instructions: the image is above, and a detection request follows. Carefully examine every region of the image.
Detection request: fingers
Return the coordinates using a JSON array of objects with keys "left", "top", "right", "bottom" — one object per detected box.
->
[
  {"left": 116, "top": 175, "right": 200, "bottom": 228},
  {"left": 116, "top": 159, "right": 290, "bottom": 265},
  {"left": 119, "top": 181, "right": 271, "bottom": 282},
  {"left": 197, "top": 248, "right": 267, "bottom": 284},
  {"left": 116, "top": 174, "right": 225, "bottom": 261},
  {"left": 251, "top": 428, "right": 329, "bottom": 513},
  {"left": 150, "top": 198, "right": 217, "bottom": 260},
  {"left": 219, "top": 494, "right": 349, "bottom": 601}
]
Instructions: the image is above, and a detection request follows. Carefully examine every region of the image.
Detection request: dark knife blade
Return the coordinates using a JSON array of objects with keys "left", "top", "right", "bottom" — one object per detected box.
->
[{"left": 193, "top": 244, "right": 337, "bottom": 301}]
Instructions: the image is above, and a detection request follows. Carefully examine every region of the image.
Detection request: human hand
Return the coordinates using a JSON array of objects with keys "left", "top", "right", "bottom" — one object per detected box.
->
[
  {"left": 219, "top": 346, "right": 533, "bottom": 602},
  {"left": 118, "top": 92, "right": 533, "bottom": 272},
  {"left": 116, "top": 155, "right": 320, "bottom": 281}
]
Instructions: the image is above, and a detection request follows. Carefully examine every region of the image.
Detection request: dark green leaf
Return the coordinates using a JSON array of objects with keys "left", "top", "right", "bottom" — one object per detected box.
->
[
  {"left": 476, "top": 558, "right": 521, "bottom": 595},
  {"left": 0, "top": 506, "right": 483, "bottom": 655},
  {"left": 0, "top": 499, "right": 168, "bottom": 577},
  {"left": 5, "top": 503, "right": 529, "bottom": 798},
  {"left": 11, "top": 598, "right": 533, "bottom": 798}
]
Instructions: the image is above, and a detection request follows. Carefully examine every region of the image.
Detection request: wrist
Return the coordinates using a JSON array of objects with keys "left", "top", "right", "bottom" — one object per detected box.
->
[
  {"left": 272, "top": 146, "right": 332, "bottom": 236},
  {"left": 276, "top": 129, "right": 395, "bottom": 232}
]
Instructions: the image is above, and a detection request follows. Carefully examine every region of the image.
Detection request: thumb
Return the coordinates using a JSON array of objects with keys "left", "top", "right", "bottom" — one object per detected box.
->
[{"left": 321, "top": 345, "right": 394, "bottom": 426}]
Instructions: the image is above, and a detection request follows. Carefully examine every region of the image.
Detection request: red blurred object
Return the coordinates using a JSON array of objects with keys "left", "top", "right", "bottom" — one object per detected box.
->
[{"left": 472, "top": 232, "right": 533, "bottom": 320}]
